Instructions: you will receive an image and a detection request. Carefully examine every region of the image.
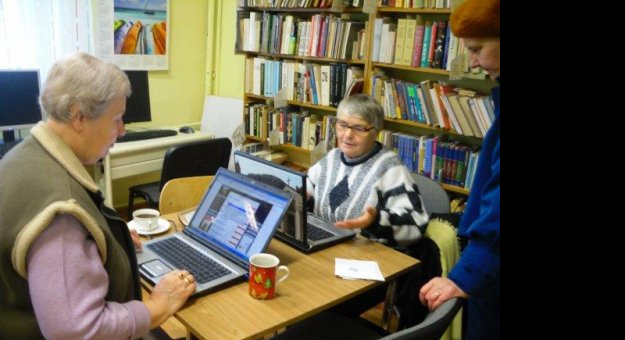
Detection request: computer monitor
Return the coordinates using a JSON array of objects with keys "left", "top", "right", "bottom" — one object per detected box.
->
[
  {"left": 0, "top": 70, "right": 42, "bottom": 142},
  {"left": 123, "top": 70, "right": 152, "bottom": 124}
]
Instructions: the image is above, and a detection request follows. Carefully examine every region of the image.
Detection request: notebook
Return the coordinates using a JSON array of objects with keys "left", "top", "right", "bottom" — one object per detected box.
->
[
  {"left": 137, "top": 168, "right": 293, "bottom": 296},
  {"left": 233, "top": 151, "right": 356, "bottom": 253}
]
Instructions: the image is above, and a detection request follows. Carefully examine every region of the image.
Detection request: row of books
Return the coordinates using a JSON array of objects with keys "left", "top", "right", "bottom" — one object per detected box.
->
[
  {"left": 372, "top": 17, "right": 457, "bottom": 71},
  {"left": 239, "top": 12, "right": 368, "bottom": 61},
  {"left": 245, "top": 58, "right": 364, "bottom": 107},
  {"left": 245, "top": 104, "right": 339, "bottom": 150},
  {"left": 371, "top": 75, "right": 493, "bottom": 137},
  {"left": 243, "top": 0, "right": 364, "bottom": 8},
  {"left": 377, "top": 0, "right": 452, "bottom": 9},
  {"left": 378, "top": 131, "right": 480, "bottom": 189},
  {"left": 245, "top": 102, "right": 479, "bottom": 189}
]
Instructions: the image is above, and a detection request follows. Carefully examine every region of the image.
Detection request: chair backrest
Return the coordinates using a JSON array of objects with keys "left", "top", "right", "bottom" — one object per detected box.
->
[
  {"left": 383, "top": 298, "right": 463, "bottom": 340},
  {"left": 159, "top": 137, "right": 231, "bottom": 191},
  {"left": 159, "top": 175, "right": 214, "bottom": 214},
  {"left": 412, "top": 173, "right": 451, "bottom": 215}
]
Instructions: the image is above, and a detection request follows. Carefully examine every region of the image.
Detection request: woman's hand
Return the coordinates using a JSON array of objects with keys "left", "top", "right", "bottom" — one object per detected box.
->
[
  {"left": 129, "top": 228, "right": 142, "bottom": 250},
  {"left": 144, "top": 270, "right": 196, "bottom": 328},
  {"left": 335, "top": 206, "right": 377, "bottom": 229},
  {"left": 419, "top": 277, "right": 469, "bottom": 311}
]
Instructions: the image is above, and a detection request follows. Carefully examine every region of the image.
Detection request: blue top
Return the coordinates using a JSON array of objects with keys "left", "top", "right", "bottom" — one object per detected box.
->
[{"left": 448, "top": 78, "right": 500, "bottom": 300}]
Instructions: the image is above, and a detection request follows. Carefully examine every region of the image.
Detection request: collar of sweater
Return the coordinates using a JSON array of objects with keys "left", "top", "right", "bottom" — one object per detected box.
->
[
  {"left": 30, "top": 122, "right": 99, "bottom": 193},
  {"left": 341, "top": 142, "right": 383, "bottom": 166}
]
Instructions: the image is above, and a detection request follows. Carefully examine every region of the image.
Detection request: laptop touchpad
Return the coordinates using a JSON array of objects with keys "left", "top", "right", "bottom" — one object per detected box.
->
[{"left": 141, "top": 259, "right": 173, "bottom": 277}]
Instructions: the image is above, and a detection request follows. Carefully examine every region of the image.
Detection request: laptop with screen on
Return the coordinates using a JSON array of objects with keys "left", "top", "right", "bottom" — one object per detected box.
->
[
  {"left": 136, "top": 168, "right": 293, "bottom": 296},
  {"left": 233, "top": 151, "right": 356, "bottom": 253}
]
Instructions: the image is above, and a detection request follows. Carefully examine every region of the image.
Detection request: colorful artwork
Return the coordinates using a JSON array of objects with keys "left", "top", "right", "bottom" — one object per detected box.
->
[{"left": 113, "top": 0, "right": 167, "bottom": 55}]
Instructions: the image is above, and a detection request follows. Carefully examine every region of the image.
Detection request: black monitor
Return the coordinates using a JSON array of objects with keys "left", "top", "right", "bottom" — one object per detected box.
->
[
  {"left": 124, "top": 71, "right": 152, "bottom": 124},
  {"left": 0, "top": 70, "right": 42, "bottom": 142}
]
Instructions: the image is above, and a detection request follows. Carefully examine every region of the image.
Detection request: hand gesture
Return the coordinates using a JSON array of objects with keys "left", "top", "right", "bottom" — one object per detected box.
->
[{"left": 335, "top": 206, "right": 377, "bottom": 229}]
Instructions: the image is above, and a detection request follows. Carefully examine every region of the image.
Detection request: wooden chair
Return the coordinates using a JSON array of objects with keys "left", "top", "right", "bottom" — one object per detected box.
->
[{"left": 158, "top": 175, "right": 214, "bottom": 215}]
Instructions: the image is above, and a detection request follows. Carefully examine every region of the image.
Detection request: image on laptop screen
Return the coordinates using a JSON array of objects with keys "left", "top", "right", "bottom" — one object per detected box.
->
[{"left": 187, "top": 169, "right": 291, "bottom": 262}]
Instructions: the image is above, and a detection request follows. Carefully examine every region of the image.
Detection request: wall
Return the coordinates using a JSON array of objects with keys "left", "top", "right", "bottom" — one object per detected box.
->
[
  {"left": 206, "top": 0, "right": 245, "bottom": 99},
  {"left": 111, "top": 0, "right": 209, "bottom": 208}
]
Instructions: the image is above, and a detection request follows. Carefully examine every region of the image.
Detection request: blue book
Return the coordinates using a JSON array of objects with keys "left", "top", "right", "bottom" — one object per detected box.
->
[{"left": 420, "top": 21, "right": 432, "bottom": 68}]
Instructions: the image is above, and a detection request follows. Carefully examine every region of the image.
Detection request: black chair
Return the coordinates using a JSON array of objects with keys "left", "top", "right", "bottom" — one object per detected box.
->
[
  {"left": 270, "top": 298, "right": 464, "bottom": 340},
  {"left": 127, "top": 138, "right": 232, "bottom": 220}
]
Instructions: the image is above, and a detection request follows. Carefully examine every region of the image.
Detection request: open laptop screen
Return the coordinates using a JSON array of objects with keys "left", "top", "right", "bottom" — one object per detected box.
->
[
  {"left": 187, "top": 169, "right": 291, "bottom": 262},
  {"left": 234, "top": 152, "right": 307, "bottom": 241}
]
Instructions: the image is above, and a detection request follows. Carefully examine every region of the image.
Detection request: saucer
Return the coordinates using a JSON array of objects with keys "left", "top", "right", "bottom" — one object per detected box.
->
[{"left": 128, "top": 218, "right": 171, "bottom": 236}]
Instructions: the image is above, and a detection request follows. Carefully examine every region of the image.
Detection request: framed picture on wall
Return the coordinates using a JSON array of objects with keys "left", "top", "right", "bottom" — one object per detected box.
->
[{"left": 95, "top": 0, "right": 170, "bottom": 70}]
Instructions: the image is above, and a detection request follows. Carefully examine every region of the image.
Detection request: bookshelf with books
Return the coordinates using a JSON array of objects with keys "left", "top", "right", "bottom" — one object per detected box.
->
[
  {"left": 237, "top": 0, "right": 496, "bottom": 195},
  {"left": 368, "top": 1, "right": 496, "bottom": 195},
  {"left": 237, "top": 0, "right": 372, "bottom": 167}
]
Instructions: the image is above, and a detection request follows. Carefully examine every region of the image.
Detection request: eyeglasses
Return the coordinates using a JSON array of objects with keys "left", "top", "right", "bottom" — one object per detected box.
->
[{"left": 335, "top": 120, "right": 375, "bottom": 135}]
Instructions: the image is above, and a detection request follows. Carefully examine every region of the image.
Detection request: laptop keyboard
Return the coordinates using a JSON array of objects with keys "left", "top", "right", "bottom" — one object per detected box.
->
[
  {"left": 307, "top": 224, "right": 335, "bottom": 241},
  {"left": 147, "top": 237, "right": 231, "bottom": 284}
]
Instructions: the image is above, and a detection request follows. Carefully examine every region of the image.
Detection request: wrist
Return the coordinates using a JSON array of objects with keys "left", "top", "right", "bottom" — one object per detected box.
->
[{"left": 144, "top": 298, "right": 171, "bottom": 329}]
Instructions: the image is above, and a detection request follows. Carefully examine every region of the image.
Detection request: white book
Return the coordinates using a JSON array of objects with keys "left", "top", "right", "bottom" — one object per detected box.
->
[
  {"left": 372, "top": 18, "right": 383, "bottom": 62},
  {"left": 242, "top": 18, "right": 250, "bottom": 51},
  {"left": 253, "top": 57, "right": 263, "bottom": 96},
  {"left": 320, "top": 65, "right": 331, "bottom": 107},
  {"left": 380, "top": 23, "right": 391, "bottom": 63}
]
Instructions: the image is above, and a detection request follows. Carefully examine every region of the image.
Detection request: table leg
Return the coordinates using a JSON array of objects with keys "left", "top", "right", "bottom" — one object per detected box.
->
[{"left": 382, "top": 280, "right": 397, "bottom": 331}]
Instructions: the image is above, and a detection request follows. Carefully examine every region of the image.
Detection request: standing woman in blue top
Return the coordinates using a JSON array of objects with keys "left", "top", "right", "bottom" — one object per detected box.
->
[{"left": 419, "top": 0, "right": 500, "bottom": 339}]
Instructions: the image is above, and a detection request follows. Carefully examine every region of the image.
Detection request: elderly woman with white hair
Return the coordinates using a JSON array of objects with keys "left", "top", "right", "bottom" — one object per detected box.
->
[
  {"left": 307, "top": 94, "right": 429, "bottom": 249},
  {"left": 0, "top": 52, "right": 195, "bottom": 339}
]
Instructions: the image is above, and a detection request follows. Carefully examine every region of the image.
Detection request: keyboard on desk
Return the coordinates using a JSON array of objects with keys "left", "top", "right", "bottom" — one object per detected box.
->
[{"left": 116, "top": 129, "right": 178, "bottom": 143}]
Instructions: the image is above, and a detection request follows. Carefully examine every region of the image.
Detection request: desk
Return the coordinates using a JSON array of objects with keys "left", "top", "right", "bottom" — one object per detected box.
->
[
  {"left": 149, "top": 213, "right": 419, "bottom": 340},
  {"left": 96, "top": 132, "right": 213, "bottom": 207}
]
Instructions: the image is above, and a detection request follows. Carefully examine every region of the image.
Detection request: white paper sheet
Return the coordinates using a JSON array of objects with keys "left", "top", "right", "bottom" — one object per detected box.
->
[{"left": 335, "top": 258, "right": 385, "bottom": 282}]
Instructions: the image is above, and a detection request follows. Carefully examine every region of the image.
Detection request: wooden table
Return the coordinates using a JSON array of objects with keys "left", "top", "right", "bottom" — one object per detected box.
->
[{"left": 146, "top": 213, "right": 419, "bottom": 340}]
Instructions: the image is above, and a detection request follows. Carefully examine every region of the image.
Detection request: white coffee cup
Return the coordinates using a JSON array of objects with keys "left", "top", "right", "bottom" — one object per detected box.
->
[{"left": 132, "top": 208, "right": 160, "bottom": 232}]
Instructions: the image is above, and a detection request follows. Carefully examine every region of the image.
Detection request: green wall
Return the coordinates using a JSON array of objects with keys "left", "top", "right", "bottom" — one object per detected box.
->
[
  {"left": 210, "top": 0, "right": 245, "bottom": 99},
  {"left": 112, "top": 0, "right": 209, "bottom": 208}
]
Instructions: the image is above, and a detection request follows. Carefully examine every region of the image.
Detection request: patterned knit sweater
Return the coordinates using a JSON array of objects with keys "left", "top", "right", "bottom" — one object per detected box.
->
[{"left": 307, "top": 143, "right": 429, "bottom": 247}]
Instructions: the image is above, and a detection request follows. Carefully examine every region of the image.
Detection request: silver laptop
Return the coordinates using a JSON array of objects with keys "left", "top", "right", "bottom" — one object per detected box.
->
[
  {"left": 234, "top": 151, "right": 356, "bottom": 253},
  {"left": 137, "top": 168, "right": 293, "bottom": 296}
]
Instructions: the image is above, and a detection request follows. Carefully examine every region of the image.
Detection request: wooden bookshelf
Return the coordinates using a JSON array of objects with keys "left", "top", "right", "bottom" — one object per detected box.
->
[
  {"left": 238, "top": 3, "right": 492, "bottom": 195},
  {"left": 377, "top": 8, "right": 452, "bottom": 14},
  {"left": 441, "top": 183, "right": 470, "bottom": 196},
  {"left": 242, "top": 51, "right": 366, "bottom": 65},
  {"left": 372, "top": 62, "right": 450, "bottom": 75}
]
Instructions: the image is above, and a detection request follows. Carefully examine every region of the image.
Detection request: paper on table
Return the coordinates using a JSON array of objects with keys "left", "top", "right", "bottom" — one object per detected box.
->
[
  {"left": 335, "top": 258, "right": 385, "bottom": 282},
  {"left": 178, "top": 207, "right": 197, "bottom": 226}
]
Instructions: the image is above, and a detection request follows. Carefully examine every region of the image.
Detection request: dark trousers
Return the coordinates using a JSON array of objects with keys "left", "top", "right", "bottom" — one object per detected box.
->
[{"left": 464, "top": 297, "right": 500, "bottom": 340}]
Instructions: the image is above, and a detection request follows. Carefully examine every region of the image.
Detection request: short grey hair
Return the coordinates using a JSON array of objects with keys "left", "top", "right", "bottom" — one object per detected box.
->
[
  {"left": 40, "top": 52, "right": 131, "bottom": 122},
  {"left": 337, "top": 94, "right": 384, "bottom": 131}
]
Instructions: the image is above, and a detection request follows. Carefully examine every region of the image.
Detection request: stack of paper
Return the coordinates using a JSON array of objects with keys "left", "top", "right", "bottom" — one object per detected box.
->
[{"left": 335, "top": 258, "right": 385, "bottom": 282}]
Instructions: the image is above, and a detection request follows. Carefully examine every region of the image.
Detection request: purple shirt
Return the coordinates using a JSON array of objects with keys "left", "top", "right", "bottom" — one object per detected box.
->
[{"left": 27, "top": 214, "right": 151, "bottom": 340}]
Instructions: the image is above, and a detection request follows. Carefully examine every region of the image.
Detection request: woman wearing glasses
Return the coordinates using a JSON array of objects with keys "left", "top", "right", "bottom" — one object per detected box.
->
[{"left": 307, "top": 94, "right": 429, "bottom": 249}]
